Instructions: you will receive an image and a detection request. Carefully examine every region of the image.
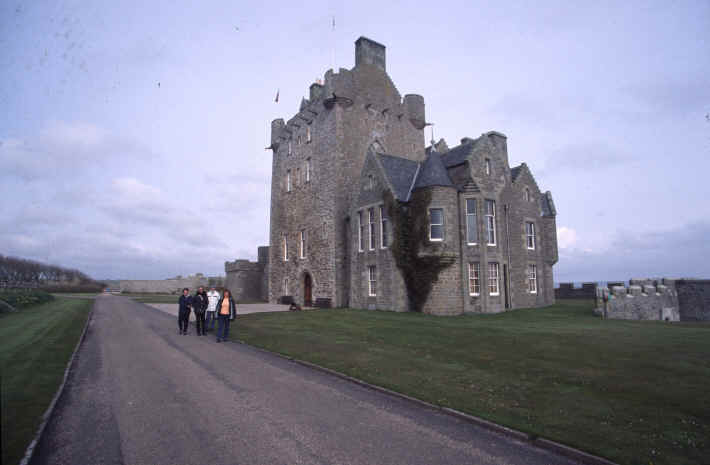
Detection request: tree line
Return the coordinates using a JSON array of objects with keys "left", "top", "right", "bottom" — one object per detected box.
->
[{"left": 0, "top": 254, "right": 105, "bottom": 292}]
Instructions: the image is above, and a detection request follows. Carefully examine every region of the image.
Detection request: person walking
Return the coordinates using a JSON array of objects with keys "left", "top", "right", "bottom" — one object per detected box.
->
[
  {"left": 215, "top": 289, "right": 236, "bottom": 343},
  {"left": 206, "top": 286, "right": 220, "bottom": 332},
  {"left": 178, "top": 288, "right": 192, "bottom": 335},
  {"left": 193, "top": 286, "right": 208, "bottom": 336}
]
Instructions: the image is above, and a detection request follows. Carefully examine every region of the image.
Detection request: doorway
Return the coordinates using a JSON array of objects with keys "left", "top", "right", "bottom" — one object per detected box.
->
[{"left": 304, "top": 273, "right": 312, "bottom": 307}]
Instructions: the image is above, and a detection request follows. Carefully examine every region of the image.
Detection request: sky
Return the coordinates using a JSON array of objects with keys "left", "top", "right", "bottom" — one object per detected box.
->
[{"left": 1, "top": 0, "right": 709, "bottom": 282}]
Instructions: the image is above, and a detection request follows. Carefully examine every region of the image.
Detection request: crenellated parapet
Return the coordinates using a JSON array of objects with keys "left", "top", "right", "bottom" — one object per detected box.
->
[{"left": 595, "top": 278, "right": 679, "bottom": 321}]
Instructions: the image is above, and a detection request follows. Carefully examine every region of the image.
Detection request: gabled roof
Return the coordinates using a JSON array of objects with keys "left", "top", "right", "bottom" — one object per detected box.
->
[
  {"left": 413, "top": 150, "right": 454, "bottom": 191},
  {"left": 440, "top": 138, "right": 479, "bottom": 167},
  {"left": 511, "top": 166, "right": 522, "bottom": 181},
  {"left": 377, "top": 153, "right": 419, "bottom": 201}
]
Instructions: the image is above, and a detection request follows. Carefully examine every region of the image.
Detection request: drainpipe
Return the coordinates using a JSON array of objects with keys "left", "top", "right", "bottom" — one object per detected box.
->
[{"left": 504, "top": 204, "right": 513, "bottom": 310}]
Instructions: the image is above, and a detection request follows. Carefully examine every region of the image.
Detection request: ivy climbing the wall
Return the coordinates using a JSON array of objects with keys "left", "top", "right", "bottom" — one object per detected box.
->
[{"left": 384, "top": 189, "right": 455, "bottom": 312}]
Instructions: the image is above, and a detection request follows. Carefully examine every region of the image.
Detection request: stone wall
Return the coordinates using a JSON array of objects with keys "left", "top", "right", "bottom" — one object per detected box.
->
[
  {"left": 555, "top": 282, "right": 597, "bottom": 299},
  {"left": 118, "top": 274, "right": 213, "bottom": 294},
  {"left": 594, "top": 279, "right": 679, "bottom": 321},
  {"left": 224, "top": 247, "right": 269, "bottom": 303},
  {"left": 676, "top": 279, "right": 710, "bottom": 321}
]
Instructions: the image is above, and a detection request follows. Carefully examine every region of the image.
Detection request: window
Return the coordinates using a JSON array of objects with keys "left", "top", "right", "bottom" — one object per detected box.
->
[
  {"left": 368, "top": 208, "right": 375, "bottom": 250},
  {"left": 306, "top": 125, "right": 312, "bottom": 143},
  {"left": 429, "top": 208, "right": 444, "bottom": 241},
  {"left": 299, "top": 230, "right": 306, "bottom": 259},
  {"left": 282, "top": 235, "right": 288, "bottom": 261},
  {"left": 528, "top": 264, "right": 538, "bottom": 293},
  {"left": 368, "top": 266, "right": 377, "bottom": 296},
  {"left": 296, "top": 168, "right": 300, "bottom": 186},
  {"left": 297, "top": 135, "right": 302, "bottom": 145},
  {"left": 526, "top": 222, "right": 536, "bottom": 250},
  {"left": 286, "top": 170, "right": 291, "bottom": 192},
  {"left": 485, "top": 158, "right": 491, "bottom": 175},
  {"left": 468, "top": 263, "right": 480, "bottom": 296},
  {"left": 282, "top": 277, "right": 289, "bottom": 295},
  {"left": 466, "top": 199, "right": 478, "bottom": 244},
  {"left": 380, "top": 206, "right": 389, "bottom": 248},
  {"left": 288, "top": 141, "right": 292, "bottom": 155},
  {"left": 305, "top": 158, "right": 311, "bottom": 182},
  {"left": 525, "top": 188, "right": 531, "bottom": 202},
  {"left": 488, "top": 262, "right": 500, "bottom": 295},
  {"left": 323, "top": 222, "right": 327, "bottom": 239},
  {"left": 358, "top": 211, "right": 365, "bottom": 252},
  {"left": 368, "top": 175, "right": 374, "bottom": 190},
  {"left": 485, "top": 200, "right": 496, "bottom": 245}
]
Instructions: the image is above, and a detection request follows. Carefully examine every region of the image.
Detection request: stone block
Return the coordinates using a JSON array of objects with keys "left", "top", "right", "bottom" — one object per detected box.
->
[
  {"left": 612, "top": 286, "right": 627, "bottom": 297},
  {"left": 628, "top": 285, "right": 642, "bottom": 297}
]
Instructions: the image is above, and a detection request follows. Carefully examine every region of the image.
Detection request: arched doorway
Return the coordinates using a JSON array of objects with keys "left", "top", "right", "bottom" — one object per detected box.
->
[{"left": 303, "top": 273, "right": 312, "bottom": 307}]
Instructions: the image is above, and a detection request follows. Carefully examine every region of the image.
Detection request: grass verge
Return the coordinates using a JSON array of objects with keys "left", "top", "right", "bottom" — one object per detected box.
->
[
  {"left": 126, "top": 293, "right": 179, "bottom": 304},
  {"left": 0, "top": 297, "right": 93, "bottom": 465},
  {"left": 233, "top": 300, "right": 710, "bottom": 465}
]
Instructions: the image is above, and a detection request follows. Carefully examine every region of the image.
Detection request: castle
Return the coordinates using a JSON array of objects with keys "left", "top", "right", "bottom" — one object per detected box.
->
[{"left": 227, "top": 37, "right": 559, "bottom": 315}]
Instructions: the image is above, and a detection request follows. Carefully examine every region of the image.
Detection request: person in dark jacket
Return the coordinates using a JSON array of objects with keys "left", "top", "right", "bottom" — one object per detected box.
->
[
  {"left": 178, "top": 288, "right": 192, "bottom": 335},
  {"left": 193, "top": 286, "right": 208, "bottom": 336},
  {"left": 215, "top": 289, "right": 236, "bottom": 343}
]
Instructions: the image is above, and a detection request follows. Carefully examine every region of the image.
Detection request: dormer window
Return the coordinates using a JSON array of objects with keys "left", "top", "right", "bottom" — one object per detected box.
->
[
  {"left": 306, "top": 126, "right": 312, "bottom": 143},
  {"left": 367, "top": 174, "right": 374, "bottom": 190},
  {"left": 525, "top": 188, "right": 531, "bottom": 202},
  {"left": 485, "top": 158, "right": 491, "bottom": 176}
]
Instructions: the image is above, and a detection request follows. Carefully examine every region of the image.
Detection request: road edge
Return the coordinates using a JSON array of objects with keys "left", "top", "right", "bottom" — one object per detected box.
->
[
  {"left": 234, "top": 339, "right": 619, "bottom": 465},
  {"left": 18, "top": 297, "right": 97, "bottom": 465}
]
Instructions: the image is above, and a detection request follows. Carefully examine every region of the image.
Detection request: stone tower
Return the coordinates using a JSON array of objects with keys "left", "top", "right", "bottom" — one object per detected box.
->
[{"left": 268, "top": 37, "right": 426, "bottom": 307}]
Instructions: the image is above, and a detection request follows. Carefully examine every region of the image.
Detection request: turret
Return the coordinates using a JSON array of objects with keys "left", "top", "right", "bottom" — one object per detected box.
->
[
  {"left": 309, "top": 82, "right": 324, "bottom": 102},
  {"left": 403, "top": 94, "right": 426, "bottom": 129},
  {"left": 271, "top": 118, "right": 285, "bottom": 149}
]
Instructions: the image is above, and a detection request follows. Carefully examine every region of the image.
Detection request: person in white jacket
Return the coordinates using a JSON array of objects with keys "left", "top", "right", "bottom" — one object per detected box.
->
[{"left": 205, "top": 287, "right": 221, "bottom": 332}]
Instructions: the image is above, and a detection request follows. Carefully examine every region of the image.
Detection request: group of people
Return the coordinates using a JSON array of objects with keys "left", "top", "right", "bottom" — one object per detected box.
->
[{"left": 178, "top": 286, "right": 236, "bottom": 342}]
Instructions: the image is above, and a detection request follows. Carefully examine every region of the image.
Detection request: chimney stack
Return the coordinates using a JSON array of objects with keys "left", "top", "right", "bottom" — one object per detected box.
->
[{"left": 355, "top": 37, "right": 386, "bottom": 72}]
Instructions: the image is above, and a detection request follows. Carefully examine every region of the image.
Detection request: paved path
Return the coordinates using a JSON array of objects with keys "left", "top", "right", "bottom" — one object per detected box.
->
[
  {"left": 147, "top": 301, "right": 290, "bottom": 319},
  {"left": 31, "top": 295, "right": 581, "bottom": 465}
]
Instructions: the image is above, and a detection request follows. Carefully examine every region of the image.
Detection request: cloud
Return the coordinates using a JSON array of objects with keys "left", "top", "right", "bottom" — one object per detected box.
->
[
  {"left": 0, "top": 121, "right": 153, "bottom": 181},
  {"left": 539, "top": 141, "right": 635, "bottom": 178},
  {"left": 557, "top": 226, "right": 577, "bottom": 249},
  {"left": 555, "top": 220, "right": 710, "bottom": 282}
]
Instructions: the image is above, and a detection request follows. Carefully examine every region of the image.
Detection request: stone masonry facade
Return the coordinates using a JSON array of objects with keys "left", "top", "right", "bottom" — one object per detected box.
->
[{"left": 244, "top": 36, "right": 559, "bottom": 315}]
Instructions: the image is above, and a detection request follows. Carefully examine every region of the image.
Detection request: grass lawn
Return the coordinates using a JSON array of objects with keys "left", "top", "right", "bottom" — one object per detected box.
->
[
  {"left": 0, "top": 297, "right": 93, "bottom": 465},
  {"left": 233, "top": 299, "right": 710, "bottom": 465},
  {"left": 125, "top": 293, "right": 179, "bottom": 304}
]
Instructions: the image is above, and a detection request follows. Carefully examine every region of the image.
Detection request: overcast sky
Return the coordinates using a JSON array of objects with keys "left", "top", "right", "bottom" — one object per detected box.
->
[{"left": 1, "top": 0, "right": 709, "bottom": 282}]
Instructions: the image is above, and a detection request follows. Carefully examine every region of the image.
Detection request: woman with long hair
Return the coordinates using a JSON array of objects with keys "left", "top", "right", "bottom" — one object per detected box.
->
[{"left": 215, "top": 289, "right": 236, "bottom": 342}]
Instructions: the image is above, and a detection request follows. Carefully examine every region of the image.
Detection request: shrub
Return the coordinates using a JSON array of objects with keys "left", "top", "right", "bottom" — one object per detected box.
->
[{"left": 0, "top": 289, "right": 54, "bottom": 310}]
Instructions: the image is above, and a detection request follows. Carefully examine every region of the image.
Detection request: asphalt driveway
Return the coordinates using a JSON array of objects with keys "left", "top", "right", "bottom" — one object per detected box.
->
[{"left": 30, "top": 295, "right": 581, "bottom": 465}]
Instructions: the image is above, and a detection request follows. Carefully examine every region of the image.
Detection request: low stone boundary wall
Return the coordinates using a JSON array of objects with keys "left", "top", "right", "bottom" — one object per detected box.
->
[
  {"left": 676, "top": 279, "right": 710, "bottom": 321},
  {"left": 554, "top": 282, "right": 597, "bottom": 299},
  {"left": 595, "top": 279, "right": 679, "bottom": 321}
]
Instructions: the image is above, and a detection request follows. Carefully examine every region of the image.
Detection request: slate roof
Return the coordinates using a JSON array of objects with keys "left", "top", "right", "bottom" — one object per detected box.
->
[
  {"left": 441, "top": 140, "right": 476, "bottom": 168},
  {"left": 413, "top": 150, "right": 454, "bottom": 191},
  {"left": 511, "top": 165, "right": 522, "bottom": 182},
  {"left": 377, "top": 153, "right": 420, "bottom": 201}
]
